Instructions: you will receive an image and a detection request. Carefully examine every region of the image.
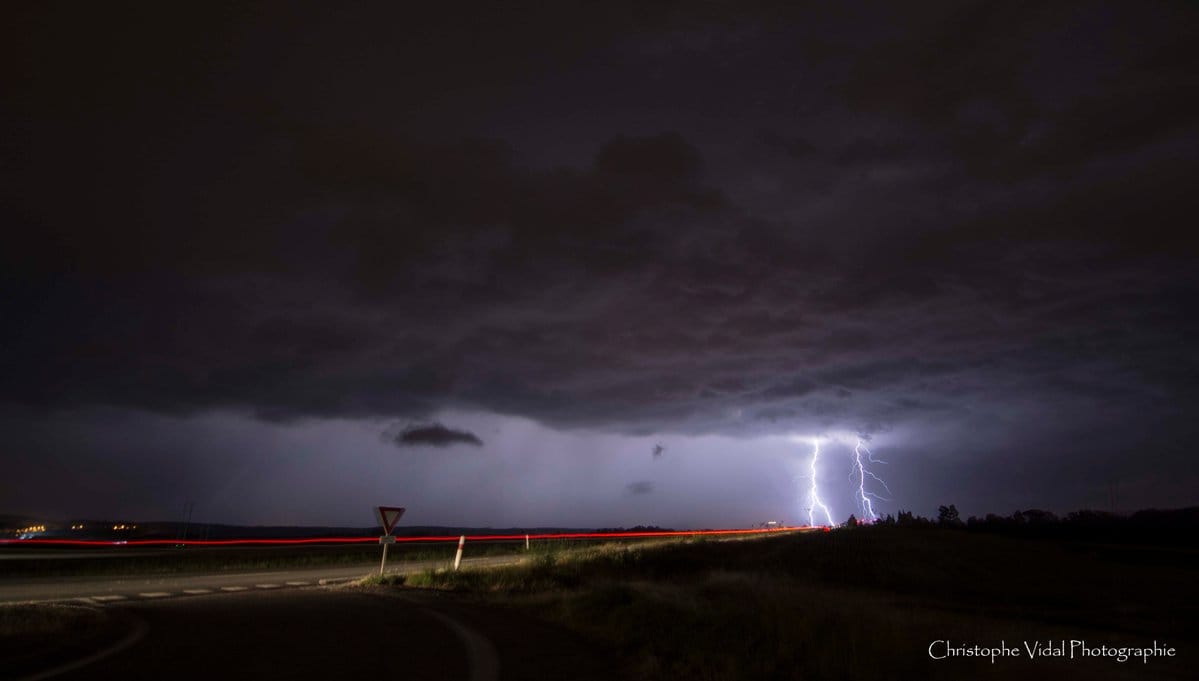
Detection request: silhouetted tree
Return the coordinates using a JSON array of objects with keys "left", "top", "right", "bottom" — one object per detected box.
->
[
  {"left": 1020, "top": 509, "right": 1057, "bottom": 524},
  {"left": 846, "top": 514, "right": 858, "bottom": 527},
  {"left": 937, "top": 504, "right": 961, "bottom": 526}
]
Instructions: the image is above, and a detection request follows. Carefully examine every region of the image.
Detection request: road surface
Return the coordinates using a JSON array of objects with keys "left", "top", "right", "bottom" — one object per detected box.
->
[
  {"left": 5, "top": 587, "right": 621, "bottom": 681},
  {"left": 0, "top": 555, "right": 520, "bottom": 605},
  {"left": 2, "top": 556, "right": 622, "bottom": 681}
]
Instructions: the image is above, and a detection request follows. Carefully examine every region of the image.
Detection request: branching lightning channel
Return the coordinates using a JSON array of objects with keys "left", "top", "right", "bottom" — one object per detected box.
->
[
  {"left": 807, "top": 439, "right": 835, "bottom": 527},
  {"left": 852, "top": 438, "right": 891, "bottom": 522}
]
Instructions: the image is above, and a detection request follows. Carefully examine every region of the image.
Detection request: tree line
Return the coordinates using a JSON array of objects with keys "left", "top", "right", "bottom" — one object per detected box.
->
[{"left": 845, "top": 506, "right": 1198, "bottom": 545}]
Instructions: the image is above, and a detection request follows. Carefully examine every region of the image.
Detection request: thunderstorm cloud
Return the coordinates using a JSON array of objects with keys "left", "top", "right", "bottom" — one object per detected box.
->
[
  {"left": 2, "top": 2, "right": 1196, "bottom": 524},
  {"left": 390, "top": 423, "right": 484, "bottom": 448},
  {"left": 625, "top": 481, "right": 656, "bottom": 497}
]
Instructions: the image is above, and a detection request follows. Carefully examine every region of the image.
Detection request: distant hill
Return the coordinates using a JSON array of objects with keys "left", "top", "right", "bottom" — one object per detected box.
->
[{"left": 1, "top": 517, "right": 620, "bottom": 541}]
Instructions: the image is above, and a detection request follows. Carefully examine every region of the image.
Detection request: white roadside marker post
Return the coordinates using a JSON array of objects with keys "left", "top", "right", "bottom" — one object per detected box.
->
[
  {"left": 453, "top": 535, "right": 465, "bottom": 571},
  {"left": 525, "top": 534, "right": 530, "bottom": 550}
]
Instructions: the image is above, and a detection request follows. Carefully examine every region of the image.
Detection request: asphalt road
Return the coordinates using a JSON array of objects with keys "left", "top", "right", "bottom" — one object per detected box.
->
[
  {"left": 2, "top": 557, "right": 622, "bottom": 681},
  {"left": 0, "top": 555, "right": 522, "bottom": 605},
  {"left": 6, "top": 587, "right": 621, "bottom": 681},
  {"left": 41, "top": 589, "right": 477, "bottom": 681}
]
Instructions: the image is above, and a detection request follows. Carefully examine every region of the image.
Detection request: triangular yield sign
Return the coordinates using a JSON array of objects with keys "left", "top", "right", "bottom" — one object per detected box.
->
[{"left": 376, "top": 506, "right": 406, "bottom": 535}]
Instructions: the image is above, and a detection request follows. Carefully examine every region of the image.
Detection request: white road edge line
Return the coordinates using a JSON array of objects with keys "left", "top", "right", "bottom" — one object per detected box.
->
[{"left": 422, "top": 608, "right": 500, "bottom": 681}]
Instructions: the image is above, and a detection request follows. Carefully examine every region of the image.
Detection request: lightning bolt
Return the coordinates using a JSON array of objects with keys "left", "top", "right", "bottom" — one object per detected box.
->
[
  {"left": 851, "top": 438, "right": 891, "bottom": 522},
  {"left": 807, "top": 438, "right": 835, "bottom": 527}
]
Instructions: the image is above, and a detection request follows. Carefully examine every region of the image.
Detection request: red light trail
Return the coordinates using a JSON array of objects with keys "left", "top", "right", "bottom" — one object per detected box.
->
[{"left": 0, "top": 526, "right": 815, "bottom": 548}]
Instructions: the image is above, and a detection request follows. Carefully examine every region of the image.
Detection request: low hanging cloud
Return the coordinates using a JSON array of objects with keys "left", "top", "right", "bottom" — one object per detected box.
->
[
  {"left": 625, "top": 481, "right": 656, "bottom": 496},
  {"left": 389, "top": 423, "right": 484, "bottom": 448}
]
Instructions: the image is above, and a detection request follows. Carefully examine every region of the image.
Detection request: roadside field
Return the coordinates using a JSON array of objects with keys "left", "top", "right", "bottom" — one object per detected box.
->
[{"left": 372, "top": 527, "right": 1197, "bottom": 681}]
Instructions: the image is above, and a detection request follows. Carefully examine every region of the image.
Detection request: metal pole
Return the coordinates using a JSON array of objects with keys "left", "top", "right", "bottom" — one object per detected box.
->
[
  {"left": 379, "top": 541, "right": 389, "bottom": 576},
  {"left": 453, "top": 535, "right": 465, "bottom": 571},
  {"left": 180, "top": 501, "right": 194, "bottom": 543}
]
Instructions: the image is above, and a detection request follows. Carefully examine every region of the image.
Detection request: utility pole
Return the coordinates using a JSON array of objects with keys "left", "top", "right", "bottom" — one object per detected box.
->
[{"left": 181, "top": 501, "right": 195, "bottom": 543}]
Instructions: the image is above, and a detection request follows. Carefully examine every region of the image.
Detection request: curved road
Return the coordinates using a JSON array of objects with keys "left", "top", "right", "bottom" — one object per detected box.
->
[
  {"left": 0, "top": 555, "right": 520, "bottom": 605},
  {"left": 41, "top": 589, "right": 484, "bottom": 681},
  {"left": 2, "top": 558, "right": 621, "bottom": 681}
]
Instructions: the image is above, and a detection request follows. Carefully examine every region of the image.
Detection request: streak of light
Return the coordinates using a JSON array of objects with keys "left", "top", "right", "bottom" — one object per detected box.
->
[{"left": 0, "top": 526, "right": 819, "bottom": 548}]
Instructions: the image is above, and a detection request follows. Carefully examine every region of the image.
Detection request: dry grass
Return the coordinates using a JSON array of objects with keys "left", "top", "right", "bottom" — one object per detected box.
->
[{"left": 391, "top": 528, "right": 1197, "bottom": 680}]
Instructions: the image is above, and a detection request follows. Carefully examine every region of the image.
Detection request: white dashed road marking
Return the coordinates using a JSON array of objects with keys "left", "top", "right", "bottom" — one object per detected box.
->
[
  {"left": 91, "top": 595, "right": 127, "bottom": 602},
  {"left": 220, "top": 586, "right": 249, "bottom": 592},
  {"left": 285, "top": 581, "right": 310, "bottom": 586},
  {"left": 255, "top": 583, "right": 281, "bottom": 589},
  {"left": 183, "top": 589, "right": 213, "bottom": 595},
  {"left": 138, "top": 592, "right": 172, "bottom": 598}
]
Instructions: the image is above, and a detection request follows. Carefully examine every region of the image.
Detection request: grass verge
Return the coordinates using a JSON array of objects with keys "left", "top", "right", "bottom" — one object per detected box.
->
[{"left": 386, "top": 528, "right": 1197, "bottom": 680}]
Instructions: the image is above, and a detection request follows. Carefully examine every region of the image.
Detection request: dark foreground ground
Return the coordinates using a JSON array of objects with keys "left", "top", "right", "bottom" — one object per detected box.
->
[
  {"left": 1, "top": 587, "right": 621, "bottom": 681},
  {"left": 3, "top": 527, "right": 1196, "bottom": 680},
  {"left": 398, "top": 526, "right": 1198, "bottom": 680}
]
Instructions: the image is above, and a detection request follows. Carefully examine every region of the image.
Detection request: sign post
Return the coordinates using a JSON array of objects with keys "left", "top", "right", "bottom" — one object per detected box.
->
[{"left": 374, "top": 506, "right": 406, "bottom": 576}]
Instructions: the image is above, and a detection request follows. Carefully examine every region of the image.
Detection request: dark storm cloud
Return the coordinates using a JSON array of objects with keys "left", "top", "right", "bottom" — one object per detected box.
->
[
  {"left": 389, "top": 423, "right": 483, "bottom": 449},
  {"left": 2, "top": 0, "right": 1197, "bottom": 473},
  {"left": 838, "top": 2, "right": 1199, "bottom": 185},
  {"left": 756, "top": 131, "right": 818, "bottom": 161},
  {"left": 625, "top": 481, "right": 656, "bottom": 496}
]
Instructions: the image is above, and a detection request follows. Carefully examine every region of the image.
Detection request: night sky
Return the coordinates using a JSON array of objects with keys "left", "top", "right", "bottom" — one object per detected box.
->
[{"left": 4, "top": 2, "right": 1197, "bottom": 528}]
